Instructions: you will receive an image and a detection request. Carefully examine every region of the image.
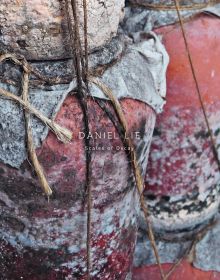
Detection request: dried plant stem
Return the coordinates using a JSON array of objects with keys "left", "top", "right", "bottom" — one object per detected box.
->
[
  {"left": 22, "top": 68, "right": 52, "bottom": 197},
  {"left": 90, "top": 77, "right": 165, "bottom": 280},
  {"left": 0, "top": 86, "right": 72, "bottom": 143}
]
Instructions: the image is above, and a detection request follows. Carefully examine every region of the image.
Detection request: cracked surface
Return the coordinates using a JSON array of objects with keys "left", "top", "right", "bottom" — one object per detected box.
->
[{"left": 0, "top": 0, "right": 125, "bottom": 60}]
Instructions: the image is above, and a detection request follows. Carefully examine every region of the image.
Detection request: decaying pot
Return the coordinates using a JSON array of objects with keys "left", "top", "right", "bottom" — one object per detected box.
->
[
  {"left": 123, "top": 0, "right": 220, "bottom": 238},
  {"left": 120, "top": 0, "right": 220, "bottom": 273},
  {"left": 0, "top": 97, "right": 155, "bottom": 280},
  {"left": 143, "top": 12, "right": 220, "bottom": 236},
  {"left": 0, "top": 22, "right": 168, "bottom": 279}
]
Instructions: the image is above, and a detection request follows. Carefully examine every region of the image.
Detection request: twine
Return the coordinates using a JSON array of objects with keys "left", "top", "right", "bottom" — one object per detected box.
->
[
  {"left": 21, "top": 63, "right": 52, "bottom": 196},
  {"left": 0, "top": 86, "right": 72, "bottom": 144},
  {"left": 0, "top": 54, "right": 73, "bottom": 197}
]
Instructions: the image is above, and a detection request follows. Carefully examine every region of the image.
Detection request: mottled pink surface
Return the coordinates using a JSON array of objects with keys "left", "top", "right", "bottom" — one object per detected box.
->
[
  {"left": 144, "top": 15, "right": 220, "bottom": 231},
  {"left": 0, "top": 96, "right": 156, "bottom": 279},
  {"left": 146, "top": 14, "right": 220, "bottom": 196}
]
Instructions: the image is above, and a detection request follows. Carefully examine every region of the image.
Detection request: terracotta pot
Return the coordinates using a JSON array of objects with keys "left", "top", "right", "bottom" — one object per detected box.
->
[
  {"left": 0, "top": 95, "right": 156, "bottom": 279},
  {"left": 144, "top": 14, "right": 220, "bottom": 236}
]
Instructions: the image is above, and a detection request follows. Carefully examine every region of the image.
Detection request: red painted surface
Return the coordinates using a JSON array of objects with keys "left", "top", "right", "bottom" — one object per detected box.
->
[
  {"left": 145, "top": 15, "right": 220, "bottom": 197},
  {"left": 0, "top": 96, "right": 156, "bottom": 279},
  {"left": 133, "top": 261, "right": 220, "bottom": 280}
]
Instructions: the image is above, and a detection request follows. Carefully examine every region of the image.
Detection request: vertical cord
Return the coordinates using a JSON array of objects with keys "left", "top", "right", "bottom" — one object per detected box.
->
[
  {"left": 70, "top": 0, "right": 84, "bottom": 94},
  {"left": 83, "top": 0, "right": 89, "bottom": 85},
  {"left": 65, "top": 0, "right": 92, "bottom": 278},
  {"left": 82, "top": 1, "right": 92, "bottom": 277}
]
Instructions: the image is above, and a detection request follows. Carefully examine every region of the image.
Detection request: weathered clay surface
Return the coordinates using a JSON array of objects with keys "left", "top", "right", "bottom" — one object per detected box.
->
[
  {"left": 0, "top": 96, "right": 156, "bottom": 279},
  {"left": 142, "top": 14, "right": 220, "bottom": 233},
  {"left": 0, "top": 25, "right": 169, "bottom": 277},
  {"left": 125, "top": 6, "right": 220, "bottom": 274},
  {"left": 0, "top": 34, "right": 168, "bottom": 168},
  {"left": 0, "top": 0, "right": 125, "bottom": 60}
]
